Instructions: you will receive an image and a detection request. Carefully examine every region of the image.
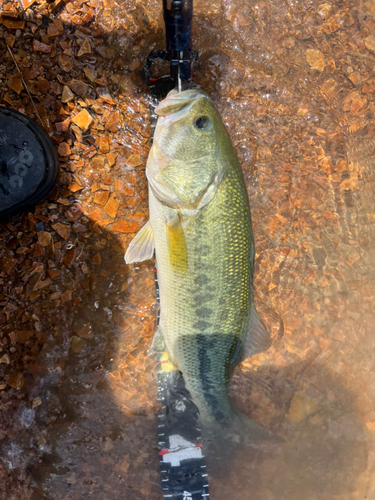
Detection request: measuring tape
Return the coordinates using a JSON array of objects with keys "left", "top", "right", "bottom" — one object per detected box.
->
[{"left": 154, "top": 268, "right": 210, "bottom": 500}]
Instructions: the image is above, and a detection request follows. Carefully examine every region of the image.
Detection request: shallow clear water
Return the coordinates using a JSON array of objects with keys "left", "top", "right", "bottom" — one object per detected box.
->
[{"left": 0, "top": 0, "right": 375, "bottom": 498}]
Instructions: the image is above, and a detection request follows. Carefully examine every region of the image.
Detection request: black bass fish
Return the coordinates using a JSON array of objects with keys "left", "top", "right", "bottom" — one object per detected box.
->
[{"left": 126, "top": 88, "right": 273, "bottom": 443}]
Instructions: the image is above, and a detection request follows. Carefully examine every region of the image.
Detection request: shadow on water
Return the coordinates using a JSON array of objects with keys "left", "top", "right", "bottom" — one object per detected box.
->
[
  {"left": 3, "top": 210, "right": 370, "bottom": 500},
  {"left": 1, "top": 0, "right": 375, "bottom": 499}
]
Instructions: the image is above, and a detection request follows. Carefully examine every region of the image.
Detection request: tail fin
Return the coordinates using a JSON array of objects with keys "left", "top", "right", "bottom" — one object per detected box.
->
[{"left": 200, "top": 410, "right": 282, "bottom": 471}]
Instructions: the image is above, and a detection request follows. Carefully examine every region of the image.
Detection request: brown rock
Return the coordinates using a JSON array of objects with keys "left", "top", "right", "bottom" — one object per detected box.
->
[
  {"left": 29, "top": 291, "right": 40, "bottom": 302},
  {"left": 104, "top": 193, "right": 119, "bottom": 218},
  {"left": 3, "top": 19, "right": 25, "bottom": 29},
  {"left": 365, "top": 35, "right": 375, "bottom": 53},
  {"left": 68, "top": 182, "right": 83, "bottom": 193},
  {"left": 35, "top": 78, "right": 51, "bottom": 93},
  {"left": 107, "top": 152, "right": 117, "bottom": 166},
  {"left": 7, "top": 372, "right": 25, "bottom": 390},
  {"left": 15, "top": 330, "right": 34, "bottom": 343},
  {"left": 51, "top": 222, "right": 70, "bottom": 240},
  {"left": 70, "top": 335, "right": 85, "bottom": 352},
  {"left": 63, "top": 248, "right": 76, "bottom": 266},
  {"left": 89, "top": 208, "right": 104, "bottom": 221},
  {"left": 20, "top": 0, "right": 36, "bottom": 8},
  {"left": 58, "top": 142, "right": 72, "bottom": 156},
  {"left": 105, "top": 112, "right": 121, "bottom": 132},
  {"left": 72, "top": 222, "right": 86, "bottom": 232},
  {"left": 0, "top": 255, "right": 17, "bottom": 274},
  {"left": 72, "top": 109, "right": 93, "bottom": 132},
  {"left": 65, "top": 203, "right": 83, "bottom": 221},
  {"left": 286, "top": 391, "right": 319, "bottom": 425},
  {"left": 55, "top": 117, "right": 71, "bottom": 132},
  {"left": 92, "top": 155, "right": 106, "bottom": 169},
  {"left": 83, "top": 67, "right": 97, "bottom": 82},
  {"left": 111, "top": 220, "right": 138, "bottom": 233},
  {"left": 61, "top": 290, "right": 73, "bottom": 302},
  {"left": 33, "top": 39, "right": 51, "bottom": 53},
  {"left": 93, "top": 191, "right": 110, "bottom": 206},
  {"left": 77, "top": 38, "right": 91, "bottom": 57},
  {"left": 99, "top": 136, "right": 110, "bottom": 153},
  {"left": 48, "top": 269, "right": 60, "bottom": 279},
  {"left": 115, "top": 455, "right": 130, "bottom": 474},
  {"left": 82, "top": 9, "right": 95, "bottom": 24},
  {"left": 33, "top": 242, "right": 44, "bottom": 257},
  {"left": 47, "top": 18, "right": 63, "bottom": 37},
  {"left": 0, "top": 354, "right": 10, "bottom": 364},
  {"left": 306, "top": 49, "right": 324, "bottom": 72},
  {"left": 38, "top": 231, "right": 52, "bottom": 246},
  {"left": 57, "top": 55, "right": 73, "bottom": 73},
  {"left": 125, "top": 155, "right": 143, "bottom": 167},
  {"left": 4, "top": 32, "right": 15, "bottom": 48},
  {"left": 7, "top": 74, "right": 24, "bottom": 95},
  {"left": 76, "top": 323, "right": 93, "bottom": 339},
  {"left": 349, "top": 72, "right": 361, "bottom": 86},
  {"left": 24, "top": 64, "right": 41, "bottom": 80},
  {"left": 61, "top": 86, "right": 74, "bottom": 103},
  {"left": 93, "top": 253, "right": 101, "bottom": 265},
  {"left": 68, "top": 79, "right": 89, "bottom": 96}
]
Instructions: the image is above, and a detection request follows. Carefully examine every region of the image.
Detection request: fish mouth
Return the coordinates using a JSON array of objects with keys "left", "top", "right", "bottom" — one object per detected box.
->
[{"left": 155, "top": 88, "right": 210, "bottom": 117}]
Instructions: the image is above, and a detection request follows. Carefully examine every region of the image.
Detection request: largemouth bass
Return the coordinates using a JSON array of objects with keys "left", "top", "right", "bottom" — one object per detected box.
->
[{"left": 126, "top": 88, "right": 273, "bottom": 442}]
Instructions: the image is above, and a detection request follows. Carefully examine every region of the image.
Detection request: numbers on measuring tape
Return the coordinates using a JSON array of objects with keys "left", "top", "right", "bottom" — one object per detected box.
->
[{"left": 183, "top": 492, "right": 192, "bottom": 500}]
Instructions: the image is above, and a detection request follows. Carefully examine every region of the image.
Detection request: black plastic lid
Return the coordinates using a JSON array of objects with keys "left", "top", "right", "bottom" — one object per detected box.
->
[{"left": 0, "top": 106, "right": 59, "bottom": 219}]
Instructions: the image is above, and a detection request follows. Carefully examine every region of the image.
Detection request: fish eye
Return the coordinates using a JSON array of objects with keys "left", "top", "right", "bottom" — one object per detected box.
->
[{"left": 194, "top": 115, "right": 210, "bottom": 130}]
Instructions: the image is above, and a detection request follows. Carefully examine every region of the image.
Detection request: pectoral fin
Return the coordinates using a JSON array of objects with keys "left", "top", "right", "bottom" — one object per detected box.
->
[
  {"left": 124, "top": 221, "right": 154, "bottom": 264},
  {"left": 239, "top": 302, "right": 272, "bottom": 361},
  {"left": 166, "top": 214, "right": 188, "bottom": 274}
]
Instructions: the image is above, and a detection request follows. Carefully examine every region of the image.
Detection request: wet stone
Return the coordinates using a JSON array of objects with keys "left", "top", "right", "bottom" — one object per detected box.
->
[
  {"left": 63, "top": 248, "right": 76, "bottom": 266},
  {"left": 37, "top": 231, "right": 52, "bottom": 246},
  {"left": 4, "top": 32, "right": 16, "bottom": 48},
  {"left": 61, "top": 86, "right": 75, "bottom": 103},
  {"left": 306, "top": 49, "right": 325, "bottom": 72},
  {"left": 7, "top": 372, "right": 25, "bottom": 390},
  {"left": 0, "top": 354, "right": 11, "bottom": 364},
  {"left": 72, "top": 109, "right": 93, "bottom": 131},
  {"left": 286, "top": 391, "right": 319, "bottom": 425},
  {"left": 58, "top": 142, "right": 72, "bottom": 156},
  {"left": 111, "top": 220, "right": 138, "bottom": 233},
  {"left": 105, "top": 112, "right": 121, "bottom": 133},
  {"left": 61, "top": 290, "right": 73, "bottom": 302},
  {"left": 77, "top": 38, "right": 91, "bottom": 57},
  {"left": 92, "top": 155, "right": 106, "bottom": 168},
  {"left": 68, "top": 79, "right": 89, "bottom": 96},
  {"left": 3, "top": 19, "right": 25, "bottom": 29},
  {"left": 365, "top": 35, "right": 375, "bottom": 53},
  {"left": 125, "top": 155, "right": 143, "bottom": 167},
  {"left": 65, "top": 203, "right": 83, "bottom": 221},
  {"left": 70, "top": 335, "right": 86, "bottom": 353},
  {"left": 55, "top": 117, "right": 71, "bottom": 132},
  {"left": 57, "top": 54, "right": 73, "bottom": 73},
  {"left": 7, "top": 74, "right": 24, "bottom": 95},
  {"left": 104, "top": 193, "right": 119, "bottom": 218},
  {"left": 32, "top": 39, "right": 51, "bottom": 53},
  {"left": 99, "top": 136, "right": 111, "bottom": 153},
  {"left": 83, "top": 67, "right": 97, "bottom": 82},
  {"left": 93, "top": 191, "right": 110, "bottom": 206},
  {"left": 92, "top": 253, "right": 101, "bottom": 265}
]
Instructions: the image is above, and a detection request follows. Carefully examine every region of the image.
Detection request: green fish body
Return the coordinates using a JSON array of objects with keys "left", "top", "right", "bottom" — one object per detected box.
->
[{"left": 126, "top": 89, "right": 272, "bottom": 440}]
